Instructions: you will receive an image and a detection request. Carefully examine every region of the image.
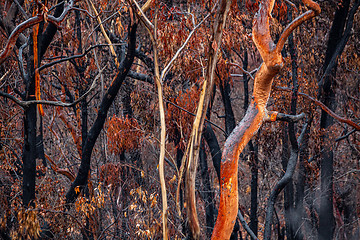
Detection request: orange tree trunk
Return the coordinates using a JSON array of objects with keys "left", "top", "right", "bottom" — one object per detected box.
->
[{"left": 211, "top": 1, "right": 320, "bottom": 239}]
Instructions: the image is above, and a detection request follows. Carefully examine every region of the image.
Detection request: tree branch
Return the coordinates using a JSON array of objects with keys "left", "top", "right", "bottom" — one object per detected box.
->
[
  {"left": 38, "top": 44, "right": 119, "bottom": 71},
  {"left": 276, "top": 0, "right": 321, "bottom": 54},
  {"left": 263, "top": 122, "right": 308, "bottom": 239},
  {"left": 0, "top": 68, "right": 103, "bottom": 108},
  {"left": 274, "top": 86, "right": 360, "bottom": 130},
  {"left": 238, "top": 210, "right": 259, "bottom": 240},
  {"left": 65, "top": 14, "right": 138, "bottom": 204},
  {"left": 264, "top": 111, "right": 306, "bottom": 123}
]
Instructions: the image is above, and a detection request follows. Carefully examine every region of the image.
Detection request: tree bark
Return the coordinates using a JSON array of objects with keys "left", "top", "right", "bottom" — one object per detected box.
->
[
  {"left": 203, "top": 122, "right": 222, "bottom": 182},
  {"left": 181, "top": 1, "right": 231, "bottom": 238},
  {"left": 211, "top": 1, "right": 320, "bottom": 239},
  {"left": 21, "top": 1, "right": 66, "bottom": 206},
  {"left": 318, "top": 1, "right": 351, "bottom": 239},
  {"left": 219, "top": 73, "right": 236, "bottom": 135},
  {"left": 66, "top": 19, "right": 138, "bottom": 204},
  {"left": 199, "top": 139, "right": 216, "bottom": 238}
]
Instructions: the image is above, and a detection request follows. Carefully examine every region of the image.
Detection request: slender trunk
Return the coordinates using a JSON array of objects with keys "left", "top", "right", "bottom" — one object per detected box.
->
[
  {"left": 22, "top": 97, "right": 37, "bottom": 207},
  {"left": 23, "top": 26, "right": 37, "bottom": 207},
  {"left": 281, "top": 125, "right": 295, "bottom": 239},
  {"left": 199, "top": 139, "right": 215, "bottom": 238},
  {"left": 66, "top": 20, "right": 137, "bottom": 204},
  {"left": 183, "top": 1, "right": 231, "bottom": 238},
  {"left": 203, "top": 122, "right": 221, "bottom": 182},
  {"left": 219, "top": 77, "right": 236, "bottom": 135},
  {"left": 283, "top": 18, "right": 298, "bottom": 239},
  {"left": 294, "top": 122, "right": 310, "bottom": 240},
  {"left": 22, "top": 0, "right": 65, "bottom": 207},
  {"left": 318, "top": 1, "right": 350, "bottom": 238}
]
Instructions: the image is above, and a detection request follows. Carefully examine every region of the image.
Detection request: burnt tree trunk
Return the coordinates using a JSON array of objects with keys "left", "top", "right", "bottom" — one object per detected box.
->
[
  {"left": 199, "top": 139, "right": 216, "bottom": 238},
  {"left": 66, "top": 19, "right": 138, "bottom": 204},
  {"left": 318, "top": 1, "right": 352, "bottom": 239},
  {"left": 22, "top": 2, "right": 65, "bottom": 207}
]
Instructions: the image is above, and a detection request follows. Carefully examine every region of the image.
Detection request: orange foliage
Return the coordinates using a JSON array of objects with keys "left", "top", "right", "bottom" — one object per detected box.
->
[
  {"left": 166, "top": 86, "right": 200, "bottom": 149},
  {"left": 107, "top": 115, "right": 143, "bottom": 154}
]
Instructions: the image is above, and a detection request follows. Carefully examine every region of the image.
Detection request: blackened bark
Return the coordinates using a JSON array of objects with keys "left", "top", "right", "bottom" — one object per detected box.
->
[
  {"left": 218, "top": 74, "right": 236, "bottom": 135},
  {"left": 294, "top": 121, "right": 310, "bottom": 240},
  {"left": 22, "top": 24, "right": 37, "bottom": 206},
  {"left": 203, "top": 122, "right": 221, "bottom": 181},
  {"left": 39, "top": 2, "right": 65, "bottom": 59},
  {"left": 65, "top": 22, "right": 138, "bottom": 204},
  {"left": 318, "top": 1, "right": 351, "bottom": 239},
  {"left": 283, "top": 21, "right": 298, "bottom": 239},
  {"left": 21, "top": 0, "right": 67, "bottom": 207},
  {"left": 249, "top": 141, "right": 258, "bottom": 236},
  {"left": 318, "top": 150, "right": 334, "bottom": 240},
  {"left": 36, "top": 117, "right": 46, "bottom": 168},
  {"left": 263, "top": 120, "right": 305, "bottom": 239},
  {"left": 81, "top": 97, "right": 88, "bottom": 150},
  {"left": 199, "top": 139, "right": 215, "bottom": 238},
  {"left": 22, "top": 96, "right": 37, "bottom": 207},
  {"left": 281, "top": 125, "right": 294, "bottom": 240}
]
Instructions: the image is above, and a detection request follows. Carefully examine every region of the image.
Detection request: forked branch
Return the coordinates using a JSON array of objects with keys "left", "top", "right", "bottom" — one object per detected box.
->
[
  {"left": 211, "top": 1, "right": 320, "bottom": 239},
  {"left": 0, "top": 0, "right": 75, "bottom": 65}
]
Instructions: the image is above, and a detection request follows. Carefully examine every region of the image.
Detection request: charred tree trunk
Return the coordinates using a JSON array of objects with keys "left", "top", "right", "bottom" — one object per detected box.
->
[
  {"left": 318, "top": 1, "right": 353, "bottom": 239},
  {"left": 294, "top": 121, "right": 309, "bottom": 240},
  {"left": 281, "top": 124, "right": 295, "bottom": 239},
  {"left": 219, "top": 73, "right": 236, "bottom": 136},
  {"left": 66, "top": 19, "right": 138, "bottom": 204},
  {"left": 283, "top": 18, "right": 298, "bottom": 239},
  {"left": 203, "top": 122, "right": 221, "bottom": 182},
  {"left": 22, "top": 77, "right": 37, "bottom": 207},
  {"left": 199, "top": 139, "right": 216, "bottom": 238},
  {"left": 22, "top": 1, "right": 65, "bottom": 206}
]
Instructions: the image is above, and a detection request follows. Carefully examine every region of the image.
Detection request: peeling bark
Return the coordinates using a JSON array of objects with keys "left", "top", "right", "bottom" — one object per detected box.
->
[{"left": 211, "top": 1, "right": 320, "bottom": 239}]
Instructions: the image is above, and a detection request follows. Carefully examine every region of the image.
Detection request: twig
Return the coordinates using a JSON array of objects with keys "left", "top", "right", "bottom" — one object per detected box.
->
[
  {"left": 160, "top": 12, "right": 211, "bottom": 82},
  {"left": 230, "top": 62, "right": 255, "bottom": 81},
  {"left": 335, "top": 129, "right": 357, "bottom": 142}
]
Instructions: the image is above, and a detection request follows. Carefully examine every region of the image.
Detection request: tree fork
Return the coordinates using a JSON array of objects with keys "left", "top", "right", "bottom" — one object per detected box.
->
[{"left": 211, "top": 1, "right": 320, "bottom": 239}]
